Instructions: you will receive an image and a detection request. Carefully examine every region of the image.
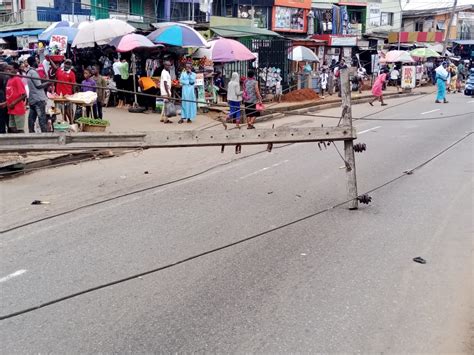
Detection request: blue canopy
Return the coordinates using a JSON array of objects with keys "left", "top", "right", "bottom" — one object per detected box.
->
[
  {"left": 0, "top": 29, "right": 43, "bottom": 38},
  {"left": 38, "top": 27, "right": 79, "bottom": 43}
]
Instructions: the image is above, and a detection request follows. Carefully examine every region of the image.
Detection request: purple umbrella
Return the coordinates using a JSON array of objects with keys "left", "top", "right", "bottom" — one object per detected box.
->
[
  {"left": 194, "top": 38, "right": 256, "bottom": 62},
  {"left": 109, "top": 33, "right": 159, "bottom": 52}
]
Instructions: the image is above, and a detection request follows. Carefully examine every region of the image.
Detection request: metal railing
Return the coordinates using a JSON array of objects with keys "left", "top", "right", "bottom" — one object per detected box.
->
[{"left": 0, "top": 10, "right": 24, "bottom": 27}]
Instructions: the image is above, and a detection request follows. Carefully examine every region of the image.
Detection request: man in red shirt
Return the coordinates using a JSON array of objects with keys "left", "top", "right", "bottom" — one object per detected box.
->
[
  {"left": 52, "top": 59, "right": 76, "bottom": 123},
  {"left": 0, "top": 65, "right": 27, "bottom": 133}
]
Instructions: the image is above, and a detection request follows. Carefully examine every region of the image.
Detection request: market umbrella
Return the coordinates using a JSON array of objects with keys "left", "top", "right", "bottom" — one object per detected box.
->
[
  {"left": 39, "top": 27, "right": 79, "bottom": 43},
  {"left": 380, "top": 50, "right": 414, "bottom": 63},
  {"left": 108, "top": 33, "right": 158, "bottom": 52},
  {"left": 288, "top": 46, "right": 319, "bottom": 62},
  {"left": 147, "top": 24, "right": 208, "bottom": 48},
  {"left": 42, "top": 21, "right": 73, "bottom": 34},
  {"left": 410, "top": 48, "right": 440, "bottom": 58},
  {"left": 72, "top": 19, "right": 136, "bottom": 48},
  {"left": 193, "top": 38, "right": 255, "bottom": 62}
]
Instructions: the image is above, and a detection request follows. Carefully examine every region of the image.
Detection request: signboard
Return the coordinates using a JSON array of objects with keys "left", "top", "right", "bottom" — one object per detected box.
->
[
  {"left": 195, "top": 73, "right": 204, "bottom": 86},
  {"left": 401, "top": 66, "right": 416, "bottom": 89},
  {"left": 50, "top": 35, "right": 68, "bottom": 55},
  {"left": 368, "top": 3, "right": 381, "bottom": 27},
  {"left": 331, "top": 36, "right": 357, "bottom": 46},
  {"left": 274, "top": 0, "right": 311, "bottom": 9},
  {"left": 272, "top": 7, "right": 307, "bottom": 33}
]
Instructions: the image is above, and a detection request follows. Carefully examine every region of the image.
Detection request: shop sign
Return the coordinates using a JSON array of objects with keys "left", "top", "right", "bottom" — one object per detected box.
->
[
  {"left": 401, "top": 66, "right": 416, "bottom": 89},
  {"left": 50, "top": 35, "right": 68, "bottom": 55},
  {"left": 195, "top": 73, "right": 204, "bottom": 86},
  {"left": 368, "top": 3, "right": 381, "bottom": 27},
  {"left": 274, "top": 0, "right": 311, "bottom": 10},
  {"left": 272, "top": 7, "right": 307, "bottom": 33},
  {"left": 330, "top": 36, "right": 357, "bottom": 46}
]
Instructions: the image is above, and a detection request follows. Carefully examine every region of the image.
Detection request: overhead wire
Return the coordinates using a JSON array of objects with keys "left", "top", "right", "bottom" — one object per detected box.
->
[{"left": 0, "top": 131, "right": 471, "bottom": 321}]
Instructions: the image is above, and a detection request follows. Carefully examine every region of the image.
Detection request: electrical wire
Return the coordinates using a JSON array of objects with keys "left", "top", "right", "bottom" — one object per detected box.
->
[
  {"left": 0, "top": 142, "right": 293, "bottom": 234},
  {"left": 0, "top": 131, "right": 471, "bottom": 321}
]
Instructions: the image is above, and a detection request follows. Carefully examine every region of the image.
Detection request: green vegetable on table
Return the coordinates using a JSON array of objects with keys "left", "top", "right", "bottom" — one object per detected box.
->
[{"left": 77, "top": 117, "right": 110, "bottom": 126}]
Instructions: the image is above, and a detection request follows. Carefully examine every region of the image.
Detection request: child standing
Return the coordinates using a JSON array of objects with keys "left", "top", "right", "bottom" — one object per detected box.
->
[{"left": 81, "top": 69, "right": 97, "bottom": 118}]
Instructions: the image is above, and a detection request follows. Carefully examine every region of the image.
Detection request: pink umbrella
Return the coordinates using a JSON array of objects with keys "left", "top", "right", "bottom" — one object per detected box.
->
[
  {"left": 109, "top": 33, "right": 159, "bottom": 52},
  {"left": 194, "top": 38, "right": 256, "bottom": 62},
  {"left": 380, "top": 50, "right": 414, "bottom": 63}
]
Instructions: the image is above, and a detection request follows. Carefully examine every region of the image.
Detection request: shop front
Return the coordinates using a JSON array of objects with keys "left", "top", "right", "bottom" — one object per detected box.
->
[
  {"left": 235, "top": 0, "right": 274, "bottom": 29},
  {"left": 272, "top": 0, "right": 312, "bottom": 34},
  {"left": 312, "top": 34, "right": 357, "bottom": 64}
]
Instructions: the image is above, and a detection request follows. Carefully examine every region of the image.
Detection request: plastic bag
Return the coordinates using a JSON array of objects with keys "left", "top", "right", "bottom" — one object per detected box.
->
[
  {"left": 256, "top": 103, "right": 265, "bottom": 111},
  {"left": 165, "top": 102, "right": 177, "bottom": 117}
]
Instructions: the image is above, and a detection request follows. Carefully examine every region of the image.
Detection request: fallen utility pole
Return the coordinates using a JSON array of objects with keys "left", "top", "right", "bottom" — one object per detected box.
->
[
  {"left": 0, "top": 126, "right": 356, "bottom": 153},
  {"left": 340, "top": 68, "right": 359, "bottom": 210}
]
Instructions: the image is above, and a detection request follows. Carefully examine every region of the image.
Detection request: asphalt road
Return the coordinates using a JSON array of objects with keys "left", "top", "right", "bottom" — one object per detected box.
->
[{"left": 1, "top": 91, "right": 473, "bottom": 353}]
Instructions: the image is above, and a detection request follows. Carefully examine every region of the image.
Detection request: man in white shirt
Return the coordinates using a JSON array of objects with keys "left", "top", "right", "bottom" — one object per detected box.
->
[
  {"left": 160, "top": 61, "right": 172, "bottom": 123},
  {"left": 390, "top": 66, "right": 400, "bottom": 92}
]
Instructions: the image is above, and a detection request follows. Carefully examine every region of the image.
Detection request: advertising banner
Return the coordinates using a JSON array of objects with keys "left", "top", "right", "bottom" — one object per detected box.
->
[
  {"left": 50, "top": 35, "right": 68, "bottom": 54},
  {"left": 401, "top": 66, "right": 416, "bottom": 89},
  {"left": 272, "top": 7, "right": 307, "bottom": 33}
]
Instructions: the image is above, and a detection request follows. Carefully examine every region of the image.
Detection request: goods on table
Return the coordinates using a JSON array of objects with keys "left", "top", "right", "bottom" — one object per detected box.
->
[
  {"left": 77, "top": 117, "right": 110, "bottom": 132},
  {"left": 66, "top": 92, "right": 98, "bottom": 104},
  {"left": 282, "top": 88, "right": 319, "bottom": 102}
]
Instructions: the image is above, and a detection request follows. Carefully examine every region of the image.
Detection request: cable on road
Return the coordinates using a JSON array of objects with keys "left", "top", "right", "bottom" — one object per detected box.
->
[
  {"left": 1, "top": 131, "right": 471, "bottom": 321},
  {"left": 0, "top": 143, "right": 294, "bottom": 234},
  {"left": 295, "top": 112, "right": 473, "bottom": 122}
]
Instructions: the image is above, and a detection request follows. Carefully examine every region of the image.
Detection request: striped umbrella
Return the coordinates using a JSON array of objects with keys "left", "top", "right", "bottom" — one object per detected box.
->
[{"left": 147, "top": 24, "right": 208, "bottom": 48}]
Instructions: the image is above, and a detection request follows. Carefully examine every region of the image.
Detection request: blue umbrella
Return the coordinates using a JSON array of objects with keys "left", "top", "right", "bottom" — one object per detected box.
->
[
  {"left": 39, "top": 27, "right": 79, "bottom": 43},
  {"left": 147, "top": 24, "right": 208, "bottom": 48}
]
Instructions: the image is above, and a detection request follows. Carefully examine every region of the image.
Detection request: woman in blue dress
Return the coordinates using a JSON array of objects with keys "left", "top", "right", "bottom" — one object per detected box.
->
[
  {"left": 179, "top": 63, "right": 197, "bottom": 123},
  {"left": 435, "top": 62, "right": 449, "bottom": 104}
]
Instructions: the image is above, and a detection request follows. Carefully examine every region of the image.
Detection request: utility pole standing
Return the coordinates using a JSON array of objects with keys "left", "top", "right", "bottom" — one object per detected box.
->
[
  {"left": 398, "top": 0, "right": 403, "bottom": 50},
  {"left": 442, "top": 0, "right": 458, "bottom": 56},
  {"left": 340, "top": 68, "right": 358, "bottom": 210}
]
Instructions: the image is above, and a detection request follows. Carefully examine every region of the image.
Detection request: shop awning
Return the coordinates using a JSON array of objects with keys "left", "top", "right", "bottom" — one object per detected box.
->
[
  {"left": 211, "top": 26, "right": 282, "bottom": 38},
  {"left": 453, "top": 40, "right": 474, "bottom": 45},
  {"left": 0, "top": 29, "right": 43, "bottom": 38}
]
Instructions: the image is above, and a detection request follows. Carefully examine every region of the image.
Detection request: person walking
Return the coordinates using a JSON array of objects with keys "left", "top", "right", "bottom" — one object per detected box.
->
[
  {"left": 389, "top": 65, "right": 400, "bottom": 92},
  {"left": 91, "top": 65, "right": 107, "bottom": 119},
  {"left": 369, "top": 68, "right": 389, "bottom": 106},
  {"left": 3, "top": 65, "right": 27, "bottom": 133},
  {"left": 226, "top": 72, "right": 242, "bottom": 128},
  {"left": 435, "top": 62, "right": 449, "bottom": 103},
  {"left": 448, "top": 63, "right": 458, "bottom": 93},
  {"left": 320, "top": 68, "right": 328, "bottom": 98},
  {"left": 160, "top": 60, "right": 172, "bottom": 123},
  {"left": 179, "top": 63, "right": 197, "bottom": 124},
  {"left": 26, "top": 56, "right": 49, "bottom": 132},
  {"left": 243, "top": 69, "right": 262, "bottom": 129}
]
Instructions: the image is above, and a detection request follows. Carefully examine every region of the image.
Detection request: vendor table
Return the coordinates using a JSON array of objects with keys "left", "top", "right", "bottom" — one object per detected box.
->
[{"left": 52, "top": 98, "right": 70, "bottom": 123}]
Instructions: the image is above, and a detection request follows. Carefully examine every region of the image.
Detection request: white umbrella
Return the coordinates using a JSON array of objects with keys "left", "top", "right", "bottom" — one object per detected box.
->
[
  {"left": 289, "top": 46, "right": 319, "bottom": 62},
  {"left": 72, "top": 19, "right": 135, "bottom": 48}
]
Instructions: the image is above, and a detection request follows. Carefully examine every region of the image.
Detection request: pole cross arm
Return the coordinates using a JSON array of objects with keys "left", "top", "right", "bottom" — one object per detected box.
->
[{"left": 0, "top": 127, "right": 357, "bottom": 153}]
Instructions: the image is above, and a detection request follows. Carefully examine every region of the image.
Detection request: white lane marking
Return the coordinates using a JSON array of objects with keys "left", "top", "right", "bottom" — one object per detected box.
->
[
  {"left": 421, "top": 109, "right": 440, "bottom": 115},
  {"left": 358, "top": 126, "right": 381, "bottom": 135},
  {"left": 468, "top": 100, "right": 474, "bottom": 103},
  {"left": 239, "top": 160, "right": 289, "bottom": 180},
  {"left": 0, "top": 269, "right": 27, "bottom": 283}
]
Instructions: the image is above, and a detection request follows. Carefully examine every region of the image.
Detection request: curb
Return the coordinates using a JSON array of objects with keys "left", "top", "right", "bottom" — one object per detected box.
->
[{"left": 0, "top": 150, "right": 116, "bottom": 180}]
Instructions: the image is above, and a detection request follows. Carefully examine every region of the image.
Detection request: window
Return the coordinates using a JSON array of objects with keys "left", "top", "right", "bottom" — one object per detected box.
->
[
  {"left": 415, "top": 21, "right": 424, "bottom": 31},
  {"left": 381, "top": 12, "right": 393, "bottom": 26}
]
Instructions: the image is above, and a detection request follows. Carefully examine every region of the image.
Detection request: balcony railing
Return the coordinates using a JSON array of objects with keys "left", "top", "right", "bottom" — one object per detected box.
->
[
  {"left": 0, "top": 11, "right": 24, "bottom": 27},
  {"left": 36, "top": 8, "right": 62, "bottom": 22}
]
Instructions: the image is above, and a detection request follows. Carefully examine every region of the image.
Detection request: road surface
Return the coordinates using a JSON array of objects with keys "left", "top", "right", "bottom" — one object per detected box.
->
[{"left": 0, "top": 92, "right": 473, "bottom": 353}]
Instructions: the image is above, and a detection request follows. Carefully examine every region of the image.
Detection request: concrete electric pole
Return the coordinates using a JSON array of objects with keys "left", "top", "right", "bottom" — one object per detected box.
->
[{"left": 442, "top": 0, "right": 458, "bottom": 57}]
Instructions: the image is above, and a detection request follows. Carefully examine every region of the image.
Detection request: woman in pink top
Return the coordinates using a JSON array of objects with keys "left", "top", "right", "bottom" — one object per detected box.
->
[{"left": 369, "top": 68, "right": 389, "bottom": 106}]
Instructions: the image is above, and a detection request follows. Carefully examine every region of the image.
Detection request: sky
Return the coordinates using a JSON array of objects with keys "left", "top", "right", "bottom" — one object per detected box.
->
[{"left": 402, "top": 0, "right": 474, "bottom": 11}]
